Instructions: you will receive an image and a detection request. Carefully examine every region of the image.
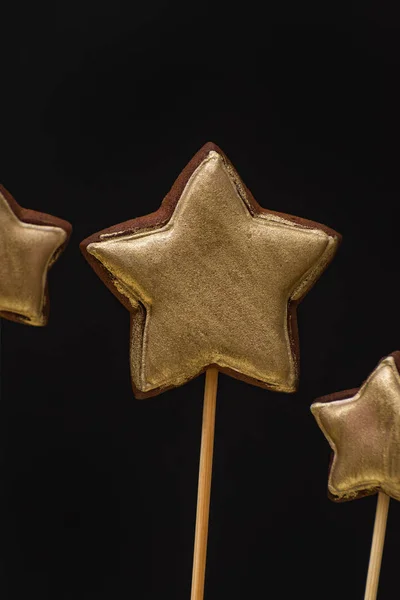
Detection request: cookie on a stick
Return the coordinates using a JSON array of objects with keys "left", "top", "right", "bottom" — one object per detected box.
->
[
  {"left": 312, "top": 352, "right": 400, "bottom": 600},
  {"left": 81, "top": 142, "right": 341, "bottom": 599},
  {"left": 0, "top": 185, "right": 71, "bottom": 326}
]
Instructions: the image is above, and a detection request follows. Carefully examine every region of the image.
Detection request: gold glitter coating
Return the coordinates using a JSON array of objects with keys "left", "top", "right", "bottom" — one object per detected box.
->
[
  {"left": 312, "top": 355, "right": 400, "bottom": 501},
  {"left": 84, "top": 145, "right": 340, "bottom": 397},
  {"left": 0, "top": 189, "right": 68, "bottom": 326}
]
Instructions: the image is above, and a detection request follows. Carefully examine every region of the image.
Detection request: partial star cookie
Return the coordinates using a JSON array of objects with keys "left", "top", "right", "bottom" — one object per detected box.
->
[
  {"left": 311, "top": 352, "right": 400, "bottom": 502},
  {"left": 80, "top": 142, "right": 341, "bottom": 398},
  {"left": 0, "top": 185, "right": 71, "bottom": 326}
]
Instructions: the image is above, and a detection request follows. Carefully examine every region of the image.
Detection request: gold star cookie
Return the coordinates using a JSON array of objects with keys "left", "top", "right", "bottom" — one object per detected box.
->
[
  {"left": 0, "top": 185, "right": 71, "bottom": 326},
  {"left": 312, "top": 352, "right": 400, "bottom": 501},
  {"left": 81, "top": 143, "right": 341, "bottom": 398}
]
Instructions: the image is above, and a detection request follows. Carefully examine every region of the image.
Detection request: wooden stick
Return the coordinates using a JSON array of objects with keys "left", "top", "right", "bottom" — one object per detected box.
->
[
  {"left": 190, "top": 367, "right": 219, "bottom": 600},
  {"left": 364, "top": 492, "right": 390, "bottom": 600}
]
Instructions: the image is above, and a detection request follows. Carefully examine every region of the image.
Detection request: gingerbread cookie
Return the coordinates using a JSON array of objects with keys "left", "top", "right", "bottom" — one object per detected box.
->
[
  {"left": 80, "top": 142, "right": 341, "bottom": 398},
  {"left": 0, "top": 185, "right": 71, "bottom": 326},
  {"left": 311, "top": 352, "right": 400, "bottom": 501}
]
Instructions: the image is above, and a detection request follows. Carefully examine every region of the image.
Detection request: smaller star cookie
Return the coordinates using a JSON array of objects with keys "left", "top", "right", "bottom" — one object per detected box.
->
[
  {"left": 0, "top": 185, "right": 72, "bottom": 326},
  {"left": 311, "top": 352, "right": 400, "bottom": 502}
]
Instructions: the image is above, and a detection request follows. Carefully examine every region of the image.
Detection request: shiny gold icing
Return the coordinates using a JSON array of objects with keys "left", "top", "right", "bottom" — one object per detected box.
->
[
  {"left": 312, "top": 356, "right": 400, "bottom": 501},
  {"left": 88, "top": 151, "right": 339, "bottom": 395},
  {"left": 0, "top": 190, "right": 67, "bottom": 326}
]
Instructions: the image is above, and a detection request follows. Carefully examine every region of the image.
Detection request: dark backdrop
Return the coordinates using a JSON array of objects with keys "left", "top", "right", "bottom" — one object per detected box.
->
[{"left": 1, "top": 3, "right": 400, "bottom": 599}]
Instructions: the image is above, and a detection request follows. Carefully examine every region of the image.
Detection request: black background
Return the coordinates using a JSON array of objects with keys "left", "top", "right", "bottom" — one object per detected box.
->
[{"left": 1, "top": 2, "right": 400, "bottom": 599}]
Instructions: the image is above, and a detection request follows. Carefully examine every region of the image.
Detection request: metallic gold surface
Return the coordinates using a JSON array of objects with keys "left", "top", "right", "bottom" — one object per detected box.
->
[
  {"left": 88, "top": 151, "right": 339, "bottom": 395},
  {"left": 0, "top": 190, "right": 67, "bottom": 326},
  {"left": 312, "top": 356, "right": 400, "bottom": 501}
]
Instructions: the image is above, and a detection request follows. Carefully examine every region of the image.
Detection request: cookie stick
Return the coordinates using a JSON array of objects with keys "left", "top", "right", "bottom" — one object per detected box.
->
[
  {"left": 0, "top": 185, "right": 71, "bottom": 326},
  {"left": 191, "top": 367, "right": 218, "bottom": 600},
  {"left": 311, "top": 352, "right": 400, "bottom": 600},
  {"left": 80, "top": 143, "right": 341, "bottom": 599},
  {"left": 365, "top": 492, "right": 390, "bottom": 600}
]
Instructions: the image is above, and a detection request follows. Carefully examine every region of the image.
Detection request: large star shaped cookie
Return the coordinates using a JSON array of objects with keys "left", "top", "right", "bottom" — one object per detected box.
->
[
  {"left": 81, "top": 143, "right": 341, "bottom": 398},
  {"left": 0, "top": 185, "right": 71, "bottom": 326},
  {"left": 312, "top": 352, "right": 400, "bottom": 501}
]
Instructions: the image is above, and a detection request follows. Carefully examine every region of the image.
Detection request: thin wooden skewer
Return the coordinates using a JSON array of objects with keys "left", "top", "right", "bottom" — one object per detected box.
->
[
  {"left": 190, "top": 367, "right": 219, "bottom": 600},
  {"left": 364, "top": 492, "right": 390, "bottom": 600}
]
